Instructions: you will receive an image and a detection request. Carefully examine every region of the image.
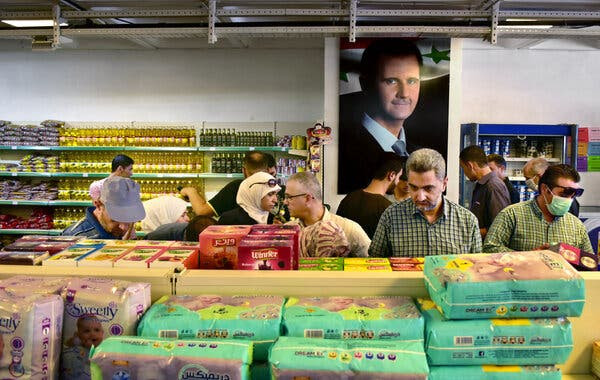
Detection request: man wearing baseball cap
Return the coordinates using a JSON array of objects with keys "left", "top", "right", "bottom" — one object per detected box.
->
[{"left": 62, "top": 176, "right": 146, "bottom": 239}]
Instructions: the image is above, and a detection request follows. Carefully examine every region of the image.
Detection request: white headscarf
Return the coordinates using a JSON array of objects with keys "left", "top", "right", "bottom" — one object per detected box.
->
[
  {"left": 141, "top": 195, "right": 188, "bottom": 233},
  {"left": 237, "top": 172, "right": 281, "bottom": 224}
]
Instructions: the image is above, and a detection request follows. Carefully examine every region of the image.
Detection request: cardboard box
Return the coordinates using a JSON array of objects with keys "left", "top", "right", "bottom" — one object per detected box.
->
[
  {"left": 0, "top": 251, "right": 49, "bottom": 265},
  {"left": 249, "top": 224, "right": 300, "bottom": 269},
  {"left": 344, "top": 258, "right": 389, "bottom": 265},
  {"left": 77, "top": 247, "right": 132, "bottom": 267},
  {"left": 148, "top": 248, "right": 199, "bottom": 269},
  {"left": 237, "top": 237, "right": 293, "bottom": 270},
  {"left": 43, "top": 246, "right": 100, "bottom": 267},
  {"left": 344, "top": 264, "right": 392, "bottom": 272},
  {"left": 199, "top": 225, "right": 252, "bottom": 269},
  {"left": 114, "top": 248, "right": 165, "bottom": 268},
  {"left": 592, "top": 341, "right": 600, "bottom": 378},
  {"left": 549, "top": 243, "right": 598, "bottom": 271}
]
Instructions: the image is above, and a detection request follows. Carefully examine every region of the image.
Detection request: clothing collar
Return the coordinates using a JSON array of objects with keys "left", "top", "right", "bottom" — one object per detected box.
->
[
  {"left": 86, "top": 207, "right": 114, "bottom": 239},
  {"left": 362, "top": 112, "right": 406, "bottom": 154},
  {"left": 410, "top": 196, "right": 448, "bottom": 221},
  {"left": 477, "top": 170, "right": 495, "bottom": 185}
]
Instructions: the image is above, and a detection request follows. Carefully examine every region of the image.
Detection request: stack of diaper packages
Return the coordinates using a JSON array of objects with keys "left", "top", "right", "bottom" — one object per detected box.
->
[
  {"left": 270, "top": 296, "right": 429, "bottom": 379},
  {"left": 60, "top": 278, "right": 151, "bottom": 380},
  {"left": 422, "top": 250, "right": 585, "bottom": 380}
]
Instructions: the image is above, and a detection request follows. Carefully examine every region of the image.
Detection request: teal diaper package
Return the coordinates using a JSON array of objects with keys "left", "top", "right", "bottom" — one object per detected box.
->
[
  {"left": 269, "top": 337, "right": 428, "bottom": 379},
  {"left": 89, "top": 336, "right": 252, "bottom": 380},
  {"left": 428, "top": 365, "right": 562, "bottom": 380},
  {"left": 283, "top": 296, "right": 423, "bottom": 342},
  {"left": 417, "top": 298, "right": 573, "bottom": 365},
  {"left": 424, "top": 251, "right": 585, "bottom": 319},
  {"left": 137, "top": 294, "right": 284, "bottom": 360}
]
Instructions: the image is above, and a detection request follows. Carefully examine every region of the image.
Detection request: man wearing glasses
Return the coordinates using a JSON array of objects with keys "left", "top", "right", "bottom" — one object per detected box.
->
[{"left": 483, "top": 164, "right": 592, "bottom": 253}]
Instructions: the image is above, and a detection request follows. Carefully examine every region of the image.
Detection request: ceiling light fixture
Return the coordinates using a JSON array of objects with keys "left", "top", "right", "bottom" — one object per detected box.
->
[
  {"left": 506, "top": 18, "right": 539, "bottom": 22},
  {"left": 500, "top": 24, "right": 553, "bottom": 29},
  {"left": 2, "top": 20, "right": 67, "bottom": 27}
]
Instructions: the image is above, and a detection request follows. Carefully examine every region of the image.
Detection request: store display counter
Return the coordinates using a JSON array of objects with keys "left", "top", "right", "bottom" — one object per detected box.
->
[
  {"left": 177, "top": 270, "right": 600, "bottom": 377},
  {"left": 0, "top": 266, "right": 174, "bottom": 301}
]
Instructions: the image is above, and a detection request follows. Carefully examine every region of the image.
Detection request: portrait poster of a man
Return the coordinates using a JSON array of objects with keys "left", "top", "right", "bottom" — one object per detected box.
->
[{"left": 338, "top": 38, "right": 450, "bottom": 194}]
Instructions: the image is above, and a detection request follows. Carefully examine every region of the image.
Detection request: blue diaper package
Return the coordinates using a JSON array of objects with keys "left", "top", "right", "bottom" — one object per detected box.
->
[
  {"left": 429, "top": 365, "right": 562, "bottom": 380},
  {"left": 283, "top": 296, "right": 423, "bottom": 342},
  {"left": 424, "top": 251, "right": 585, "bottom": 319},
  {"left": 137, "top": 294, "right": 284, "bottom": 360},
  {"left": 89, "top": 336, "right": 252, "bottom": 380},
  {"left": 417, "top": 298, "right": 573, "bottom": 365},
  {"left": 269, "top": 337, "right": 429, "bottom": 379}
]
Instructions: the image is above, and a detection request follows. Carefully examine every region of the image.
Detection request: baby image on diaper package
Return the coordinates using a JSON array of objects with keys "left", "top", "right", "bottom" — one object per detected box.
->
[
  {"left": 60, "top": 278, "right": 151, "bottom": 380},
  {"left": 428, "top": 365, "right": 562, "bottom": 380},
  {"left": 417, "top": 299, "right": 573, "bottom": 365},
  {"left": 424, "top": 251, "right": 585, "bottom": 319},
  {"left": 283, "top": 296, "right": 423, "bottom": 342},
  {"left": 137, "top": 294, "right": 284, "bottom": 360},
  {"left": 269, "top": 337, "right": 429, "bottom": 379},
  {"left": 0, "top": 289, "right": 63, "bottom": 379},
  {"left": 89, "top": 336, "right": 253, "bottom": 380}
]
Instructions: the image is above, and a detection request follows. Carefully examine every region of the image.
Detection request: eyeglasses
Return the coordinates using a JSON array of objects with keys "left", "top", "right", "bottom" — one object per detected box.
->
[
  {"left": 284, "top": 193, "right": 307, "bottom": 200},
  {"left": 550, "top": 185, "right": 584, "bottom": 198},
  {"left": 249, "top": 179, "right": 278, "bottom": 189}
]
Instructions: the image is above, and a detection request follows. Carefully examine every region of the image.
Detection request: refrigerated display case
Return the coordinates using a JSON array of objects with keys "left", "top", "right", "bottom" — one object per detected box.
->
[{"left": 460, "top": 123, "right": 578, "bottom": 207}]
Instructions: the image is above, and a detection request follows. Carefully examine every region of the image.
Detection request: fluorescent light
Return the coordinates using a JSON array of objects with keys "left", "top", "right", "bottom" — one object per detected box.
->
[
  {"left": 506, "top": 18, "right": 538, "bottom": 22},
  {"left": 501, "top": 24, "right": 553, "bottom": 29},
  {"left": 2, "top": 20, "right": 67, "bottom": 27}
]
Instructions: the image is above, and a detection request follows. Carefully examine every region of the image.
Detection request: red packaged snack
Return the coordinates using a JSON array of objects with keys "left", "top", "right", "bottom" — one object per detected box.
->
[
  {"left": 237, "top": 237, "right": 294, "bottom": 270},
  {"left": 199, "top": 225, "right": 252, "bottom": 269},
  {"left": 249, "top": 224, "right": 300, "bottom": 269},
  {"left": 549, "top": 243, "right": 598, "bottom": 271}
]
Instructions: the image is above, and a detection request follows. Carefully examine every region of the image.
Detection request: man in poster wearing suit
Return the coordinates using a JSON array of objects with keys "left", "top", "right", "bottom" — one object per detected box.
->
[{"left": 338, "top": 38, "right": 449, "bottom": 194}]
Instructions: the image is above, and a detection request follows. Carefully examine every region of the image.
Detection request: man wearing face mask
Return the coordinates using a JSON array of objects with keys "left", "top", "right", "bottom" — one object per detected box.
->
[
  {"left": 483, "top": 164, "right": 592, "bottom": 253},
  {"left": 523, "top": 157, "right": 579, "bottom": 216}
]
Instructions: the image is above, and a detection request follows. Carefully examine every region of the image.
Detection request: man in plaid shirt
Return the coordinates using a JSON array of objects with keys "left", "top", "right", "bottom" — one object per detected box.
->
[
  {"left": 484, "top": 164, "right": 592, "bottom": 253},
  {"left": 369, "top": 148, "right": 481, "bottom": 257}
]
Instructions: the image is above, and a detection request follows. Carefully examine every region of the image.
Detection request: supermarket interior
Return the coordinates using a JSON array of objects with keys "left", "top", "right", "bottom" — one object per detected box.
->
[{"left": 1, "top": 1, "right": 600, "bottom": 379}]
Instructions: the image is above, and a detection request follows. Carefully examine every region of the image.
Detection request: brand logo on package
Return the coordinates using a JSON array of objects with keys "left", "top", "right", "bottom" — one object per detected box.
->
[
  {"left": 0, "top": 313, "right": 21, "bottom": 334},
  {"left": 212, "top": 238, "right": 236, "bottom": 247},
  {"left": 251, "top": 249, "right": 279, "bottom": 260},
  {"left": 65, "top": 301, "right": 119, "bottom": 322},
  {"left": 178, "top": 364, "right": 229, "bottom": 380}
]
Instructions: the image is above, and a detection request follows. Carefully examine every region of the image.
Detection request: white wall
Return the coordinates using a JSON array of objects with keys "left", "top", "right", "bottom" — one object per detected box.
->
[{"left": 0, "top": 49, "right": 323, "bottom": 122}]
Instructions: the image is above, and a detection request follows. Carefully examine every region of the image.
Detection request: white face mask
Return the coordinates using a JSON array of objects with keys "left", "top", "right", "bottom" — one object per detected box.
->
[{"left": 525, "top": 178, "right": 538, "bottom": 192}]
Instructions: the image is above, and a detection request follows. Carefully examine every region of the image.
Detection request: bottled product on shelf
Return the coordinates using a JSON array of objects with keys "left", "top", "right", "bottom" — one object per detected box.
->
[
  {"left": 210, "top": 153, "right": 243, "bottom": 174},
  {"left": 479, "top": 137, "right": 555, "bottom": 159},
  {"left": 199, "top": 128, "right": 274, "bottom": 147},
  {"left": 276, "top": 135, "right": 307, "bottom": 149},
  {"left": 59, "top": 152, "right": 203, "bottom": 173},
  {"left": 59, "top": 127, "right": 196, "bottom": 147},
  {"left": 53, "top": 207, "right": 86, "bottom": 229}
]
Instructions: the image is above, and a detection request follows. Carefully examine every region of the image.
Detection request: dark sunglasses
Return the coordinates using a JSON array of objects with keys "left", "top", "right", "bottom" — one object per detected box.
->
[
  {"left": 550, "top": 185, "right": 584, "bottom": 198},
  {"left": 249, "top": 179, "right": 278, "bottom": 189}
]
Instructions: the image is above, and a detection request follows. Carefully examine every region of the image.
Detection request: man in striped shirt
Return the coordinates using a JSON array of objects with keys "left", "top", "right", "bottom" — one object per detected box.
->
[
  {"left": 369, "top": 149, "right": 481, "bottom": 257},
  {"left": 483, "top": 164, "right": 592, "bottom": 253}
]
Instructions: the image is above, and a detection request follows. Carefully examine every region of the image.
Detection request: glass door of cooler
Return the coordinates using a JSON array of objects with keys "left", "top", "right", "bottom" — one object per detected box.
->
[{"left": 459, "top": 123, "right": 578, "bottom": 207}]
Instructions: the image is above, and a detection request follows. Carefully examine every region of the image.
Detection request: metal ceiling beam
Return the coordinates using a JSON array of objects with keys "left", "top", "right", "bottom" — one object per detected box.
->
[
  {"left": 208, "top": 0, "right": 217, "bottom": 43},
  {"left": 348, "top": 0, "right": 357, "bottom": 42},
  {"left": 52, "top": 3, "right": 60, "bottom": 49},
  {"left": 490, "top": 2, "right": 500, "bottom": 45}
]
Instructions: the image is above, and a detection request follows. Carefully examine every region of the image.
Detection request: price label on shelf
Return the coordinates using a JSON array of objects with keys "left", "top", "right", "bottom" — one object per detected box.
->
[
  {"left": 11, "top": 201, "right": 18, "bottom": 205},
  {"left": 157, "top": 174, "right": 164, "bottom": 178},
  {"left": 249, "top": 147, "right": 255, "bottom": 151},
  {"left": 10, "top": 146, "right": 17, "bottom": 150},
  {"left": 82, "top": 173, "right": 88, "bottom": 177},
  {"left": 226, "top": 174, "right": 233, "bottom": 178},
  {"left": 11, "top": 172, "right": 17, "bottom": 177},
  {"left": 209, "top": 147, "right": 216, "bottom": 151},
  {"left": 281, "top": 147, "right": 286, "bottom": 151}
]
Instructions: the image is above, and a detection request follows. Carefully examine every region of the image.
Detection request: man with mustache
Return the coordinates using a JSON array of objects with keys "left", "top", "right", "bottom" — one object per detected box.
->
[{"left": 369, "top": 149, "right": 481, "bottom": 257}]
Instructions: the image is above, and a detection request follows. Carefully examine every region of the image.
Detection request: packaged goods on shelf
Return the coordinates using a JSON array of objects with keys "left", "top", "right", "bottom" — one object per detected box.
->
[
  {"left": 0, "top": 290, "right": 63, "bottom": 379},
  {"left": 0, "top": 208, "right": 53, "bottom": 229},
  {"left": 424, "top": 251, "right": 585, "bottom": 319},
  {"left": 283, "top": 296, "right": 423, "bottom": 342},
  {"left": 0, "top": 122, "right": 59, "bottom": 146},
  {"left": 344, "top": 258, "right": 388, "bottom": 265},
  {"left": 138, "top": 294, "right": 284, "bottom": 360},
  {"left": 269, "top": 337, "right": 429, "bottom": 379},
  {"left": 211, "top": 153, "right": 243, "bottom": 173},
  {"left": 61, "top": 278, "right": 151, "bottom": 380},
  {"left": 113, "top": 247, "right": 166, "bottom": 268},
  {"left": 199, "top": 225, "right": 252, "bottom": 269},
  {"left": 390, "top": 257, "right": 425, "bottom": 271},
  {"left": 59, "top": 127, "right": 196, "bottom": 147},
  {"left": 417, "top": 298, "right": 573, "bottom": 365},
  {"left": 77, "top": 247, "right": 133, "bottom": 267},
  {"left": 592, "top": 341, "right": 600, "bottom": 378},
  {"left": 0, "top": 179, "right": 58, "bottom": 200},
  {"left": 238, "top": 235, "right": 294, "bottom": 270},
  {"left": 298, "top": 257, "right": 344, "bottom": 271},
  {"left": 90, "top": 337, "right": 253, "bottom": 380},
  {"left": 199, "top": 128, "right": 274, "bottom": 147},
  {"left": 428, "top": 365, "right": 561, "bottom": 380},
  {"left": 0, "top": 250, "right": 49, "bottom": 265},
  {"left": 549, "top": 242, "right": 598, "bottom": 271},
  {"left": 147, "top": 247, "right": 199, "bottom": 269},
  {"left": 0, "top": 275, "right": 68, "bottom": 296},
  {"left": 250, "top": 224, "right": 300, "bottom": 269},
  {"left": 344, "top": 264, "right": 392, "bottom": 272},
  {"left": 43, "top": 245, "right": 102, "bottom": 267}
]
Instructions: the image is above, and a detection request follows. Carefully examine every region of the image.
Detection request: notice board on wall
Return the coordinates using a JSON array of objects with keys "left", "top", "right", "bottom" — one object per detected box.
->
[{"left": 577, "top": 127, "right": 600, "bottom": 172}]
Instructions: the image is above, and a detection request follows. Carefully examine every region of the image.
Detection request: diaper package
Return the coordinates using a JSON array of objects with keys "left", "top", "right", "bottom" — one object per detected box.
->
[
  {"left": 0, "top": 289, "right": 63, "bottom": 379},
  {"left": 60, "top": 278, "right": 151, "bottom": 380},
  {"left": 89, "top": 336, "right": 252, "bottom": 380},
  {"left": 428, "top": 365, "right": 562, "bottom": 380},
  {"left": 424, "top": 251, "right": 585, "bottom": 319},
  {"left": 417, "top": 298, "right": 573, "bottom": 365},
  {"left": 283, "top": 296, "right": 423, "bottom": 342},
  {"left": 0, "top": 275, "right": 68, "bottom": 296},
  {"left": 269, "top": 337, "right": 428, "bottom": 379},
  {"left": 137, "top": 295, "right": 284, "bottom": 360}
]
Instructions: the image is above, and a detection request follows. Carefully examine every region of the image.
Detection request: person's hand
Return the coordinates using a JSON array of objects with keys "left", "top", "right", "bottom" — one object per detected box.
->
[
  {"left": 533, "top": 243, "right": 550, "bottom": 250},
  {"left": 179, "top": 187, "right": 198, "bottom": 198},
  {"left": 122, "top": 224, "right": 137, "bottom": 240}
]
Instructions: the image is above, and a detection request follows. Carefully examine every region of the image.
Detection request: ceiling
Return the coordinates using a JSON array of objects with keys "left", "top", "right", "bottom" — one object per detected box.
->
[{"left": 0, "top": 1, "right": 598, "bottom": 49}]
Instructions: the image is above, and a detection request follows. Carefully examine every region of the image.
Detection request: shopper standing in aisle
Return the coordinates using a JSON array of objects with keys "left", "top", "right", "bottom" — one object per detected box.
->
[
  {"left": 483, "top": 164, "right": 592, "bottom": 253},
  {"left": 337, "top": 153, "right": 405, "bottom": 238},
  {"left": 523, "top": 157, "right": 580, "bottom": 216},
  {"left": 459, "top": 146, "right": 510, "bottom": 238},
  {"left": 369, "top": 148, "right": 481, "bottom": 257},
  {"left": 62, "top": 176, "right": 145, "bottom": 239},
  {"left": 487, "top": 154, "right": 521, "bottom": 204},
  {"left": 393, "top": 159, "right": 411, "bottom": 202},
  {"left": 284, "top": 172, "right": 370, "bottom": 257},
  {"left": 88, "top": 154, "right": 134, "bottom": 201}
]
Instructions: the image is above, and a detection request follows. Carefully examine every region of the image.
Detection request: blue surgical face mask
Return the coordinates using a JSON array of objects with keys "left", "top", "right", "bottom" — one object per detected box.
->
[{"left": 543, "top": 189, "right": 573, "bottom": 217}]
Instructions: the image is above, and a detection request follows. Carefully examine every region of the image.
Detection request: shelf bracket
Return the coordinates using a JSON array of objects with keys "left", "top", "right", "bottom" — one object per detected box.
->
[
  {"left": 490, "top": 1, "right": 500, "bottom": 45},
  {"left": 52, "top": 3, "right": 61, "bottom": 49},
  {"left": 208, "top": 0, "right": 217, "bottom": 44},
  {"left": 349, "top": 0, "right": 357, "bottom": 43}
]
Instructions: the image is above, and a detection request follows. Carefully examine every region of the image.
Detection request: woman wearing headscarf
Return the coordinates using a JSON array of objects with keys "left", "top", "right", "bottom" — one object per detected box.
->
[
  {"left": 141, "top": 195, "right": 189, "bottom": 233},
  {"left": 217, "top": 172, "right": 281, "bottom": 225}
]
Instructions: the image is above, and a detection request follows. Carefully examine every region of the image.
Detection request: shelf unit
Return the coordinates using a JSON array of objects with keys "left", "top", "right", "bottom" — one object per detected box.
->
[
  {"left": 0, "top": 145, "right": 306, "bottom": 155},
  {"left": 0, "top": 228, "right": 147, "bottom": 237}
]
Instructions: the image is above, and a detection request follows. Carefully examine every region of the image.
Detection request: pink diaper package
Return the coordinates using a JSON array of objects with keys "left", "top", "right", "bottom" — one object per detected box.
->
[
  {"left": 0, "top": 275, "right": 68, "bottom": 296},
  {"left": 60, "top": 278, "right": 151, "bottom": 380},
  {"left": 0, "top": 289, "right": 63, "bottom": 379}
]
